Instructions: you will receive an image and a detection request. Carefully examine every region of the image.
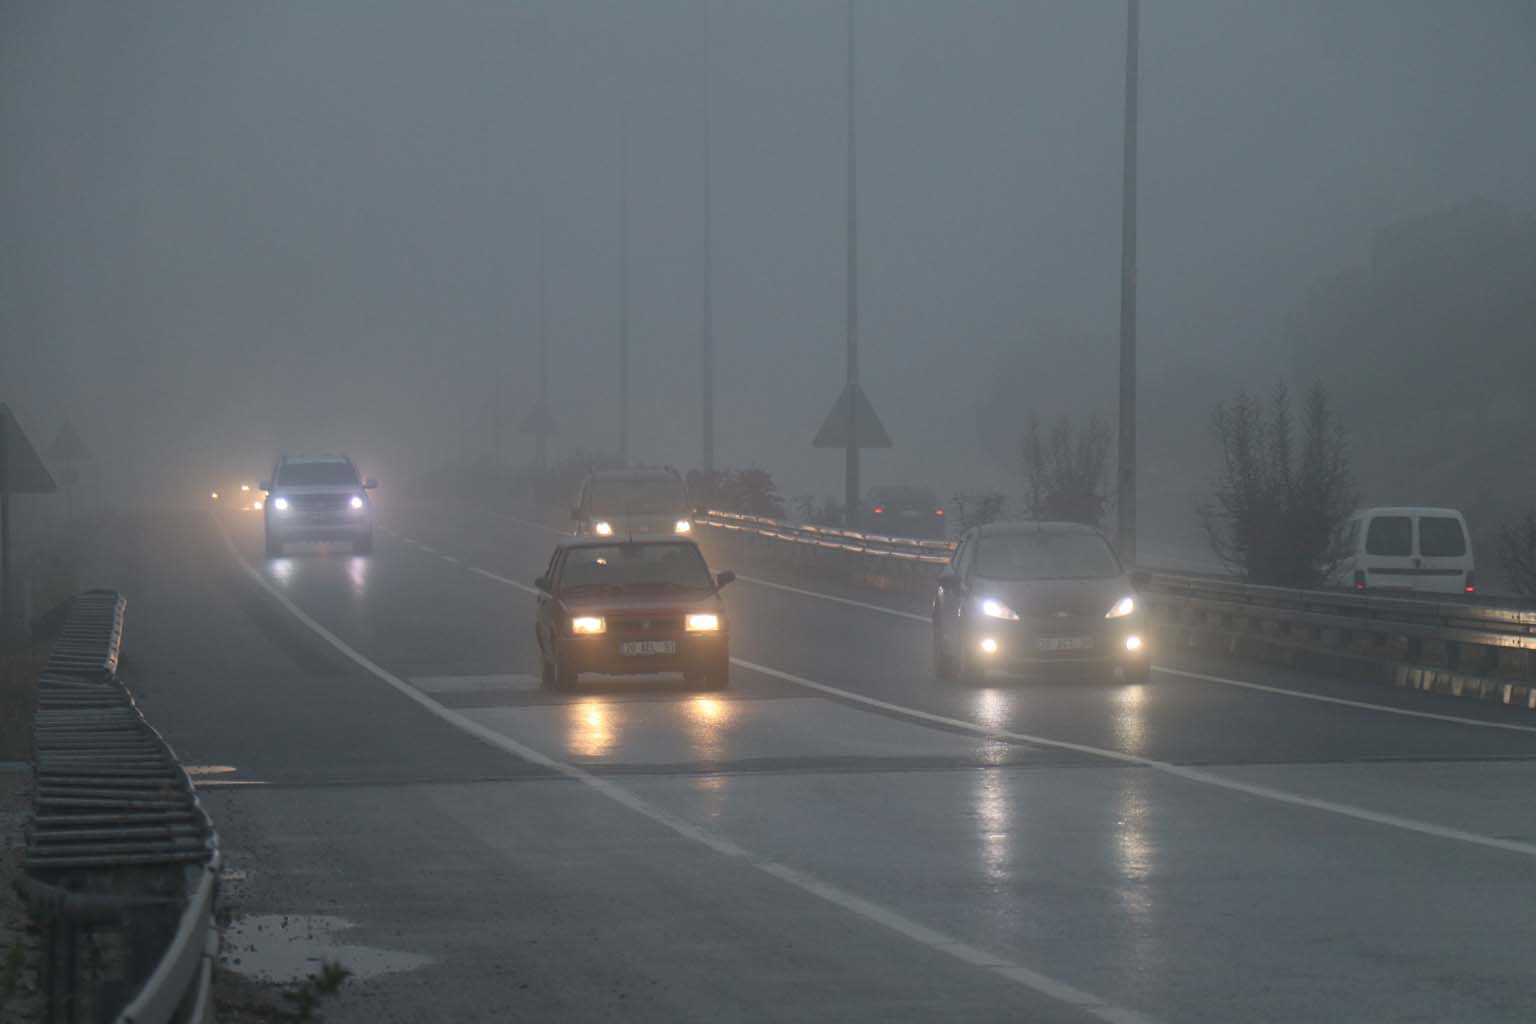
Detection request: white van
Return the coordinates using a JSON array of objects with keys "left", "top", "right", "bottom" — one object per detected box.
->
[{"left": 1333, "top": 507, "right": 1475, "bottom": 595}]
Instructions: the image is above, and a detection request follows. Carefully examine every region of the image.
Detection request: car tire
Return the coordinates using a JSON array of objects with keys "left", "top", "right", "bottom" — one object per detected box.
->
[
  {"left": 264, "top": 529, "right": 283, "bottom": 558},
  {"left": 353, "top": 530, "right": 374, "bottom": 556},
  {"left": 697, "top": 656, "right": 730, "bottom": 691},
  {"left": 554, "top": 652, "right": 579, "bottom": 691},
  {"left": 933, "top": 620, "right": 958, "bottom": 681}
]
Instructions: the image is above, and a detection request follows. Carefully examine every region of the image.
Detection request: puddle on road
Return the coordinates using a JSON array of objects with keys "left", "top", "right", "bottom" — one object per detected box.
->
[{"left": 222, "top": 914, "right": 435, "bottom": 983}]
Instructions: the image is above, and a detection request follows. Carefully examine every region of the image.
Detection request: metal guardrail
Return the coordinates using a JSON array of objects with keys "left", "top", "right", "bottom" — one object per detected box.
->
[
  {"left": 699, "top": 509, "right": 1536, "bottom": 699},
  {"left": 22, "top": 590, "right": 221, "bottom": 1024}
]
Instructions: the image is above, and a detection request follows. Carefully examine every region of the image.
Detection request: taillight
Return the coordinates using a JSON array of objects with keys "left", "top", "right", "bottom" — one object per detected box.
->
[
  {"left": 1465, "top": 570, "right": 1476, "bottom": 594},
  {"left": 1352, "top": 570, "right": 1366, "bottom": 590},
  {"left": 873, "top": 507, "right": 884, "bottom": 515},
  {"left": 934, "top": 508, "right": 944, "bottom": 516}
]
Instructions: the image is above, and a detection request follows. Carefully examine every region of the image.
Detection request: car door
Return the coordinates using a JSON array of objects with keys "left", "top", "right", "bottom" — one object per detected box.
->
[
  {"left": 937, "top": 532, "right": 974, "bottom": 645},
  {"left": 536, "top": 549, "right": 564, "bottom": 655},
  {"left": 1362, "top": 513, "right": 1415, "bottom": 590},
  {"left": 1415, "top": 513, "right": 1471, "bottom": 594}
]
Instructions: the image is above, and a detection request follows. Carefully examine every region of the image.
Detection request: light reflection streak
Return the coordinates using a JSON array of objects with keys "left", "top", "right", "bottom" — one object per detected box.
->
[
  {"left": 1112, "top": 682, "right": 1148, "bottom": 755},
  {"left": 1113, "top": 774, "right": 1158, "bottom": 974},
  {"left": 683, "top": 696, "right": 734, "bottom": 761},
  {"left": 346, "top": 556, "right": 369, "bottom": 596},
  {"left": 973, "top": 768, "right": 1011, "bottom": 888},
  {"left": 269, "top": 558, "right": 294, "bottom": 586},
  {"left": 567, "top": 698, "right": 616, "bottom": 758}
]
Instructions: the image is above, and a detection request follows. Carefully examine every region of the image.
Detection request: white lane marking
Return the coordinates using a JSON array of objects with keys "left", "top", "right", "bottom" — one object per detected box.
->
[
  {"left": 739, "top": 574, "right": 930, "bottom": 623},
  {"left": 211, "top": 517, "right": 1151, "bottom": 1024},
  {"left": 733, "top": 658, "right": 1536, "bottom": 859},
  {"left": 470, "top": 566, "right": 539, "bottom": 595},
  {"left": 402, "top": 537, "right": 417, "bottom": 545},
  {"left": 419, "top": 544, "right": 438, "bottom": 554},
  {"left": 442, "top": 555, "right": 459, "bottom": 564},
  {"left": 1161, "top": 667, "right": 1536, "bottom": 736},
  {"left": 739, "top": 575, "right": 1536, "bottom": 735}
]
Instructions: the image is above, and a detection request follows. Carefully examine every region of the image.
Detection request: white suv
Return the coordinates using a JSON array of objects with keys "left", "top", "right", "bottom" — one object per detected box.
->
[{"left": 261, "top": 455, "right": 377, "bottom": 557}]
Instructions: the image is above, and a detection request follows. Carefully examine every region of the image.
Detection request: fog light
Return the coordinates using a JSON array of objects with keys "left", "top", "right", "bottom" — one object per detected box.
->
[
  {"left": 593, "top": 521, "right": 614, "bottom": 536},
  {"left": 674, "top": 519, "right": 692, "bottom": 534},
  {"left": 979, "top": 637, "right": 999, "bottom": 655},
  {"left": 1125, "top": 635, "right": 1143, "bottom": 652}
]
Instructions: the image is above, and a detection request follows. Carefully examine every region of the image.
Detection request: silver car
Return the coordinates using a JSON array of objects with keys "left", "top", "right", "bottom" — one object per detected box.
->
[{"left": 572, "top": 468, "right": 693, "bottom": 540}]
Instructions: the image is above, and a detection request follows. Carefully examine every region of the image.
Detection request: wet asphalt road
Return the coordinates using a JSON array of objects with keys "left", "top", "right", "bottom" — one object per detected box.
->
[{"left": 92, "top": 501, "right": 1536, "bottom": 1023}]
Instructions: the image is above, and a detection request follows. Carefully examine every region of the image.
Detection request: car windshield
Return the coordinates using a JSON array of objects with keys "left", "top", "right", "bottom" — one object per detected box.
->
[
  {"left": 590, "top": 478, "right": 687, "bottom": 516},
  {"left": 975, "top": 532, "right": 1121, "bottom": 581},
  {"left": 560, "top": 543, "right": 713, "bottom": 591},
  {"left": 276, "top": 462, "right": 359, "bottom": 487}
]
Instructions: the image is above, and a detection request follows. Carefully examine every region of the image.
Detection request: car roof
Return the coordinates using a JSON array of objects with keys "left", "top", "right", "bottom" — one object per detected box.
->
[
  {"left": 555, "top": 535, "right": 701, "bottom": 550},
  {"left": 1352, "top": 506, "right": 1464, "bottom": 518},
  {"left": 280, "top": 454, "right": 353, "bottom": 465},
  {"left": 972, "top": 520, "right": 1102, "bottom": 538},
  {"left": 586, "top": 467, "right": 680, "bottom": 482}
]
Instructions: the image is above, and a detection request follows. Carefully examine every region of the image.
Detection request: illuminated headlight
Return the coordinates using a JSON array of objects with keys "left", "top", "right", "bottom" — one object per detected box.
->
[
  {"left": 210, "top": 491, "right": 219, "bottom": 500},
  {"left": 253, "top": 499, "right": 264, "bottom": 510},
  {"left": 979, "top": 637, "right": 1000, "bottom": 655},
  {"left": 349, "top": 495, "right": 365, "bottom": 510},
  {"left": 1124, "top": 635, "right": 1143, "bottom": 652},
  {"left": 240, "top": 484, "right": 251, "bottom": 492},
  {"left": 674, "top": 519, "right": 692, "bottom": 534},
  {"left": 593, "top": 520, "right": 614, "bottom": 536},
  {"left": 685, "top": 613, "right": 720, "bottom": 632},
  {"left": 571, "top": 616, "right": 606, "bottom": 635},
  {"left": 980, "top": 598, "right": 1020, "bottom": 621},
  {"left": 1106, "top": 595, "right": 1136, "bottom": 619},
  {"left": 272, "top": 496, "right": 290, "bottom": 512}
]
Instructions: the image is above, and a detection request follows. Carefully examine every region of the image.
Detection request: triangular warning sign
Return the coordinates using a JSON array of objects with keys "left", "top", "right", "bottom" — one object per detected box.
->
[
  {"left": 0, "top": 404, "right": 58, "bottom": 494},
  {"left": 518, "top": 397, "right": 559, "bottom": 438},
  {"left": 812, "top": 383, "right": 892, "bottom": 449},
  {"left": 50, "top": 419, "right": 92, "bottom": 464}
]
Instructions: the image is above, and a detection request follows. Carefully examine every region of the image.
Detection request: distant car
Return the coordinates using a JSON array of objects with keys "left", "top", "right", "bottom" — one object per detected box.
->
[
  {"left": 932, "top": 521, "right": 1149, "bottom": 684},
  {"left": 534, "top": 537, "right": 735, "bottom": 690},
  {"left": 209, "top": 482, "right": 265, "bottom": 511},
  {"left": 260, "top": 454, "right": 377, "bottom": 557},
  {"left": 572, "top": 467, "right": 692, "bottom": 539},
  {"left": 1332, "top": 506, "right": 1475, "bottom": 595},
  {"left": 868, "top": 485, "right": 946, "bottom": 538}
]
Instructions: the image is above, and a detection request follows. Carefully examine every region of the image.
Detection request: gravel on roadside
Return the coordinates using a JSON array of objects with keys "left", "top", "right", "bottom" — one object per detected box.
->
[{"left": 0, "top": 767, "right": 42, "bottom": 1024}]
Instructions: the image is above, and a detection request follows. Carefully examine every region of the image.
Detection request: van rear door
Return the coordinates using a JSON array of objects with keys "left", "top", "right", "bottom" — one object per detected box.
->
[
  {"left": 1361, "top": 513, "right": 1416, "bottom": 590},
  {"left": 1416, "top": 514, "right": 1472, "bottom": 595}
]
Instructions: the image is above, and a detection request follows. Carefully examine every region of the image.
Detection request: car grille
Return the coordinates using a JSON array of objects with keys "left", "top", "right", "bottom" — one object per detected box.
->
[
  {"left": 608, "top": 615, "right": 684, "bottom": 635},
  {"left": 288, "top": 494, "right": 350, "bottom": 513}
]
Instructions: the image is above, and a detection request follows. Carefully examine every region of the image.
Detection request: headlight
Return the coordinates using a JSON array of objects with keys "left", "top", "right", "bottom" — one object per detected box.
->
[
  {"left": 1106, "top": 595, "right": 1136, "bottom": 619},
  {"left": 685, "top": 613, "right": 720, "bottom": 632},
  {"left": 253, "top": 499, "right": 264, "bottom": 510},
  {"left": 349, "top": 495, "right": 365, "bottom": 510},
  {"left": 210, "top": 491, "right": 219, "bottom": 500},
  {"left": 272, "top": 496, "right": 290, "bottom": 512},
  {"left": 593, "top": 520, "right": 614, "bottom": 536},
  {"left": 674, "top": 519, "right": 692, "bottom": 534},
  {"left": 571, "top": 616, "right": 606, "bottom": 635},
  {"left": 980, "top": 598, "right": 1020, "bottom": 621},
  {"left": 240, "top": 484, "right": 251, "bottom": 492}
]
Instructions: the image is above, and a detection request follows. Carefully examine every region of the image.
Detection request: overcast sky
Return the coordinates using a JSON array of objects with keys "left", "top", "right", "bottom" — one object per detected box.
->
[{"left": 3, "top": 1, "right": 1533, "bottom": 541}]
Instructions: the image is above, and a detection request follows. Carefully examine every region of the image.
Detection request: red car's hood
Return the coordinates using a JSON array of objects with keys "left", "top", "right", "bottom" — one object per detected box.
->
[{"left": 560, "top": 589, "right": 721, "bottom": 616}]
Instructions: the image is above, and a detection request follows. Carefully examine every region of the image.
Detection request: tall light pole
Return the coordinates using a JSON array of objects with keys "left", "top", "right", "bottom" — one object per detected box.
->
[
  {"left": 1116, "top": 0, "right": 1140, "bottom": 565},
  {"left": 618, "top": 119, "right": 630, "bottom": 465},
  {"left": 843, "top": 0, "right": 861, "bottom": 527},
  {"left": 701, "top": 0, "right": 716, "bottom": 473}
]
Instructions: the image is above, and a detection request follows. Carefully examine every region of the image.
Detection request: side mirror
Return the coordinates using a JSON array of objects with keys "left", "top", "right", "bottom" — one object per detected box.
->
[
  {"left": 534, "top": 576, "right": 552, "bottom": 593},
  {"left": 363, "top": 478, "right": 379, "bottom": 490},
  {"left": 938, "top": 571, "right": 962, "bottom": 590},
  {"left": 715, "top": 570, "right": 736, "bottom": 589},
  {"left": 1131, "top": 570, "right": 1151, "bottom": 591},
  {"left": 259, "top": 480, "right": 271, "bottom": 492}
]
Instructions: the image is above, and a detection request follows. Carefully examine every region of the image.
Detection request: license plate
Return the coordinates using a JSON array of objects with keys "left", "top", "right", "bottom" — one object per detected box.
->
[
  {"left": 620, "top": 640, "right": 675, "bottom": 656},
  {"left": 1038, "top": 636, "right": 1092, "bottom": 652}
]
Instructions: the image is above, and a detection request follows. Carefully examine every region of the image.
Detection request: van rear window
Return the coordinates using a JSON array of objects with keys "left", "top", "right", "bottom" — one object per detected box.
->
[
  {"left": 1419, "top": 516, "right": 1467, "bottom": 557},
  {"left": 1365, "top": 516, "right": 1412, "bottom": 556}
]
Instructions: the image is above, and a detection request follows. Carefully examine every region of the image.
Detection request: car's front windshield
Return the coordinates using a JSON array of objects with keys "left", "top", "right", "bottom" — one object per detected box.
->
[
  {"left": 590, "top": 478, "right": 687, "bottom": 516},
  {"left": 276, "top": 462, "right": 359, "bottom": 487},
  {"left": 560, "top": 543, "right": 713, "bottom": 591},
  {"left": 975, "top": 532, "right": 1121, "bottom": 581}
]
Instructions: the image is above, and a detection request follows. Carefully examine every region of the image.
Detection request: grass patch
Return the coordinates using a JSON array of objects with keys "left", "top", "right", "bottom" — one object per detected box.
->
[{"left": 0, "top": 655, "right": 43, "bottom": 762}]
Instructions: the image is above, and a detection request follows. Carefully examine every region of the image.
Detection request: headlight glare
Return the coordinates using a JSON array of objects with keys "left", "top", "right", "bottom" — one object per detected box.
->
[
  {"left": 272, "top": 496, "right": 290, "bottom": 511},
  {"left": 1106, "top": 595, "right": 1136, "bottom": 619},
  {"left": 349, "top": 495, "right": 365, "bottom": 510},
  {"left": 674, "top": 519, "right": 692, "bottom": 534},
  {"left": 980, "top": 598, "right": 1020, "bottom": 621},
  {"left": 571, "top": 616, "right": 606, "bottom": 635},
  {"left": 593, "top": 520, "right": 614, "bottom": 536},
  {"left": 685, "top": 613, "right": 721, "bottom": 632}
]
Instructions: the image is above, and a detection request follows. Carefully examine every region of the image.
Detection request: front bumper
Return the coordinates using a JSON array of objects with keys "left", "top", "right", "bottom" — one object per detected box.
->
[
  {"left": 966, "top": 619, "right": 1148, "bottom": 673},
  {"left": 557, "top": 632, "right": 728, "bottom": 675},
  {"left": 266, "top": 513, "right": 372, "bottom": 541}
]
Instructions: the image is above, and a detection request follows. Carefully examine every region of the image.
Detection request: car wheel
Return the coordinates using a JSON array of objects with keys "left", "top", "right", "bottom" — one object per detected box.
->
[
  {"left": 353, "top": 530, "right": 374, "bottom": 555},
  {"left": 555, "top": 652, "right": 579, "bottom": 690},
  {"left": 697, "top": 656, "right": 730, "bottom": 691},
  {"left": 933, "top": 620, "right": 958, "bottom": 681}
]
